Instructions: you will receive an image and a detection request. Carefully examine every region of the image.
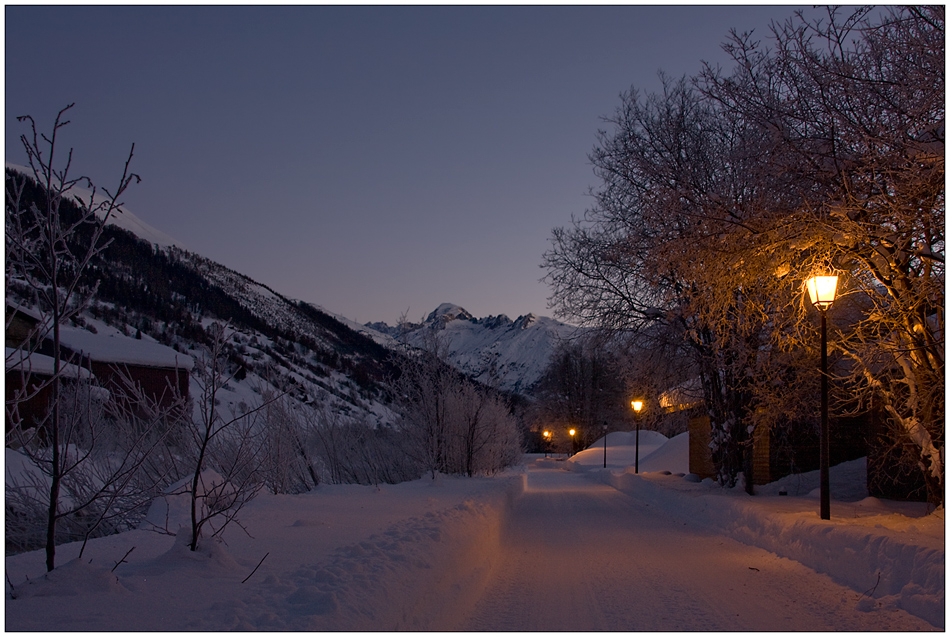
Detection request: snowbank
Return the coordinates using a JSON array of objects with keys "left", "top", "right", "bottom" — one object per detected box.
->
[
  {"left": 561, "top": 430, "right": 690, "bottom": 474},
  {"left": 5, "top": 471, "right": 526, "bottom": 631},
  {"left": 552, "top": 431, "right": 942, "bottom": 628},
  {"left": 593, "top": 463, "right": 944, "bottom": 629}
]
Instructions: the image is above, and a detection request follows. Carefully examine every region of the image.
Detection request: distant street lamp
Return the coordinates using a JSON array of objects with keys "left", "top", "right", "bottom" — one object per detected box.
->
[
  {"left": 631, "top": 400, "right": 644, "bottom": 473},
  {"left": 569, "top": 428, "right": 577, "bottom": 455},
  {"left": 602, "top": 422, "right": 608, "bottom": 468},
  {"left": 806, "top": 274, "right": 839, "bottom": 520},
  {"left": 543, "top": 430, "right": 551, "bottom": 458}
]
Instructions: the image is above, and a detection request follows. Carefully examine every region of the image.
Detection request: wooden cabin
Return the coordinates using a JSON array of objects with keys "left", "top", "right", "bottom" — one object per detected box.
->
[
  {"left": 55, "top": 326, "right": 193, "bottom": 410},
  {"left": 6, "top": 302, "right": 194, "bottom": 437}
]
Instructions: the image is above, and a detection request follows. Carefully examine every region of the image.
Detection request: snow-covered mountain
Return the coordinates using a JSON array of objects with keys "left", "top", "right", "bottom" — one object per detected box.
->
[
  {"left": 6, "top": 166, "right": 404, "bottom": 427},
  {"left": 367, "top": 303, "right": 580, "bottom": 393},
  {"left": 7, "top": 165, "right": 572, "bottom": 406}
]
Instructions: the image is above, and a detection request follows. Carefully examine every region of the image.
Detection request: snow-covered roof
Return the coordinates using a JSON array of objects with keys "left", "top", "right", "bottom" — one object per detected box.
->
[
  {"left": 5, "top": 302, "right": 45, "bottom": 324},
  {"left": 5, "top": 347, "right": 94, "bottom": 380},
  {"left": 57, "top": 327, "right": 195, "bottom": 370}
]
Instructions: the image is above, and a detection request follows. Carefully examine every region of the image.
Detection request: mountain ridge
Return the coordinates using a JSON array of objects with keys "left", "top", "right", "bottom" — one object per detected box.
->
[
  {"left": 366, "top": 303, "right": 578, "bottom": 393},
  {"left": 6, "top": 165, "right": 573, "bottom": 401}
]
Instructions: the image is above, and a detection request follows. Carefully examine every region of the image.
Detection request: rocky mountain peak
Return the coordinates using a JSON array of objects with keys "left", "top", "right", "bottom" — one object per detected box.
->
[
  {"left": 425, "top": 303, "right": 475, "bottom": 326},
  {"left": 513, "top": 313, "right": 537, "bottom": 330}
]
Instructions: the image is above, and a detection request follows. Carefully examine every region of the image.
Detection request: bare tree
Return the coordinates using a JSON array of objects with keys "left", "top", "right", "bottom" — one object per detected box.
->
[
  {"left": 5, "top": 104, "right": 141, "bottom": 570},
  {"left": 260, "top": 392, "right": 320, "bottom": 494},
  {"left": 544, "top": 7, "right": 943, "bottom": 499},
  {"left": 533, "top": 339, "right": 630, "bottom": 448},
  {"left": 5, "top": 369, "right": 185, "bottom": 558},
  {"left": 178, "top": 322, "right": 280, "bottom": 551},
  {"left": 543, "top": 75, "right": 794, "bottom": 487},
  {"left": 308, "top": 407, "right": 422, "bottom": 486},
  {"left": 699, "top": 6, "right": 944, "bottom": 501},
  {"left": 393, "top": 329, "right": 455, "bottom": 478},
  {"left": 449, "top": 380, "right": 522, "bottom": 476},
  {"left": 394, "top": 327, "right": 522, "bottom": 477}
]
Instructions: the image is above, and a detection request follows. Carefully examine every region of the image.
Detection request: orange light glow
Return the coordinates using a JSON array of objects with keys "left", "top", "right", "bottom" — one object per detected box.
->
[
  {"left": 569, "top": 429, "right": 576, "bottom": 436},
  {"left": 631, "top": 400, "right": 643, "bottom": 413}
]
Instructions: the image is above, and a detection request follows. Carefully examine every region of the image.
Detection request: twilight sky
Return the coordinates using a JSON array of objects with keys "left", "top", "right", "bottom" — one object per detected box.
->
[{"left": 6, "top": 5, "right": 811, "bottom": 326}]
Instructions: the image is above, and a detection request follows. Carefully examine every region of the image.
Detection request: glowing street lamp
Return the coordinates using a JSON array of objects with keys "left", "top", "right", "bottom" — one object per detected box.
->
[
  {"left": 631, "top": 400, "right": 644, "bottom": 473},
  {"left": 569, "top": 428, "right": 577, "bottom": 455},
  {"left": 806, "top": 275, "right": 839, "bottom": 311},
  {"left": 543, "top": 430, "right": 551, "bottom": 457},
  {"left": 806, "top": 274, "right": 839, "bottom": 520}
]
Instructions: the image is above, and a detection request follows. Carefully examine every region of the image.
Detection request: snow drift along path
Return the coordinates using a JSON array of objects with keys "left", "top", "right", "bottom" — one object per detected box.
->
[
  {"left": 453, "top": 466, "right": 936, "bottom": 631},
  {"left": 599, "top": 465, "right": 944, "bottom": 628},
  {"left": 4, "top": 474, "right": 523, "bottom": 631}
]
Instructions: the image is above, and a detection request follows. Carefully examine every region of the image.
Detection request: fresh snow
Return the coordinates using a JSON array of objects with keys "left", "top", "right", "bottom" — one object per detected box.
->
[
  {"left": 57, "top": 324, "right": 195, "bottom": 370},
  {"left": 5, "top": 347, "right": 94, "bottom": 380},
  {"left": 5, "top": 432, "right": 942, "bottom": 631},
  {"left": 568, "top": 429, "right": 685, "bottom": 472}
]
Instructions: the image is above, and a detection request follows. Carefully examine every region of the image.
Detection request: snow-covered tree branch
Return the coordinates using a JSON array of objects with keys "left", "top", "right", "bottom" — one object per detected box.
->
[{"left": 544, "top": 7, "right": 943, "bottom": 500}]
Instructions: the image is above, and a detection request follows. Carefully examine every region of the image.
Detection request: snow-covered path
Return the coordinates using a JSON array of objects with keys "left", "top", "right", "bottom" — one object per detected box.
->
[
  {"left": 6, "top": 444, "right": 941, "bottom": 631},
  {"left": 455, "top": 466, "right": 936, "bottom": 631}
]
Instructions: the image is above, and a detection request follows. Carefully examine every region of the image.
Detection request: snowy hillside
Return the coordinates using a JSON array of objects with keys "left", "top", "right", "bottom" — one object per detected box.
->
[
  {"left": 5, "top": 162, "right": 186, "bottom": 250},
  {"left": 368, "top": 303, "right": 579, "bottom": 393},
  {"left": 5, "top": 166, "right": 411, "bottom": 434},
  {"left": 6, "top": 165, "right": 566, "bottom": 410}
]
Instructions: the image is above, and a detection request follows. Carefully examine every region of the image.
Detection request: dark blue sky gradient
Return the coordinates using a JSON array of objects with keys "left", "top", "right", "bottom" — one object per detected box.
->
[{"left": 6, "top": 5, "right": 812, "bottom": 325}]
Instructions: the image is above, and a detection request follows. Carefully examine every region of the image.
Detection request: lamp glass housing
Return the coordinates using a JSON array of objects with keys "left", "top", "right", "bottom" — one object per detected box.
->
[
  {"left": 806, "top": 275, "right": 839, "bottom": 310},
  {"left": 631, "top": 400, "right": 643, "bottom": 413}
]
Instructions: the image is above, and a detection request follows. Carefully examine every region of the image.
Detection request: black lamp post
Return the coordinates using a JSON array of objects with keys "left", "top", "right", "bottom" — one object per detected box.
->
[
  {"left": 631, "top": 400, "right": 643, "bottom": 473},
  {"left": 602, "top": 422, "right": 608, "bottom": 468},
  {"left": 806, "top": 274, "right": 839, "bottom": 520}
]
